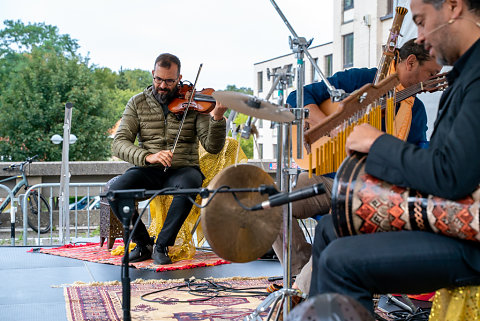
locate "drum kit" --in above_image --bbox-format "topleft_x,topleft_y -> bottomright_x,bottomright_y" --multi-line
203,90 -> 298,261
197,1 -> 349,320
200,20 -> 337,321
202,88 -> 305,321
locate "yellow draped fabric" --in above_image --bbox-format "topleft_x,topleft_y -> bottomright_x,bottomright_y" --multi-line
146,137 -> 248,262
429,286 -> 480,321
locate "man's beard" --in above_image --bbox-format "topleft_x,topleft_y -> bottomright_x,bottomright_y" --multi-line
153,86 -> 179,104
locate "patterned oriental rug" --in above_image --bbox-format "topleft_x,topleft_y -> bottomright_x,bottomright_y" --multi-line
35,241 -> 230,272
64,277 -> 271,321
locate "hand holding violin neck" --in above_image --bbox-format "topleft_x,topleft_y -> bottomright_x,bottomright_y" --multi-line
211,101 -> 227,121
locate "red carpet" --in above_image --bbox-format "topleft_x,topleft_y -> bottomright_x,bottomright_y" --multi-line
34,241 -> 230,272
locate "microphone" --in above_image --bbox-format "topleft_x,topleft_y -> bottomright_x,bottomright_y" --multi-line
241,116 -> 254,139
251,183 -> 325,211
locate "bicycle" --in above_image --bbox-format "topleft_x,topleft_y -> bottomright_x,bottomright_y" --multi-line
0,155 -> 51,233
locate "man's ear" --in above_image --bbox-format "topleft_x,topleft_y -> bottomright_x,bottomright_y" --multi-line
405,54 -> 418,71
446,0 -> 462,20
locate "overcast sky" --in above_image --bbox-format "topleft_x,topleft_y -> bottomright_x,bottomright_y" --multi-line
0,0 -> 334,90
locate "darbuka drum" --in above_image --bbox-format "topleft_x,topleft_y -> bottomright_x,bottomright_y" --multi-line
332,153 -> 480,241
201,164 -> 282,263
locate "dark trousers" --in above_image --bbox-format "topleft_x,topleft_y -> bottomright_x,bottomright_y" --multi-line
309,214 -> 480,313
108,166 -> 203,248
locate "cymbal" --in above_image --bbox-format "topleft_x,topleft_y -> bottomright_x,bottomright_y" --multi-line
212,91 -> 294,123
201,164 -> 282,263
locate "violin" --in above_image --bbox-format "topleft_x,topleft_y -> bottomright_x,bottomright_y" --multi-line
168,83 -> 216,114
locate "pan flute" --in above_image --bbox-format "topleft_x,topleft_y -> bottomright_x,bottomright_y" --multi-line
303,73 -> 400,176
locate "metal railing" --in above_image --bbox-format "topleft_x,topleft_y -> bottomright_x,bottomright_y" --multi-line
0,184 -> 16,246
21,183 -> 106,246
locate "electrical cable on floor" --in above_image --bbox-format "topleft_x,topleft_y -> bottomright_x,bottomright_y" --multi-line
382,308 -> 431,321
140,278 -> 270,304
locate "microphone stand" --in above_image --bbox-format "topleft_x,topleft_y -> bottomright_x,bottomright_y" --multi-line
105,185 -> 283,320
106,189 -> 146,321
245,50 -> 303,321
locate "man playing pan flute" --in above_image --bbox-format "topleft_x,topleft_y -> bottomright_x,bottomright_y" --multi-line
309,0 -> 480,315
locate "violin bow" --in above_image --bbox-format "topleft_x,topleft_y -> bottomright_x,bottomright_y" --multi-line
164,63 -> 203,172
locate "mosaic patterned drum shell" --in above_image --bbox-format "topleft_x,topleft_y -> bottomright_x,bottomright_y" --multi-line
331,153 -> 480,242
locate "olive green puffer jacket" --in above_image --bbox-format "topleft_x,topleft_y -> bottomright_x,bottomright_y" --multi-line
112,86 -> 226,169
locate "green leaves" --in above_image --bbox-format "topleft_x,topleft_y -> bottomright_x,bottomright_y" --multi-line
0,20 -> 79,57
0,20 -> 113,161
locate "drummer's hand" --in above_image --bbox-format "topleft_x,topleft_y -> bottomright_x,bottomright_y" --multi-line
146,150 -> 173,167
345,124 -> 384,156
211,101 -> 227,121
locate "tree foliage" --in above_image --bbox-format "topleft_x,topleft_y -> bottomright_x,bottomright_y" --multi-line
0,20 -> 120,161
0,20 -> 79,57
0,19 -> 256,161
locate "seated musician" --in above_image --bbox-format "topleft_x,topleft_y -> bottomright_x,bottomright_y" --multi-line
108,53 -> 227,265
309,0 -> 480,315
272,38 -> 441,293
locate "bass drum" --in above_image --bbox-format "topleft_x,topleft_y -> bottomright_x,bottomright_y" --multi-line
331,153 -> 480,242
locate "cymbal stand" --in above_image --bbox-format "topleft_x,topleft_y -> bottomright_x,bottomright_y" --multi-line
245,66 -> 304,321
239,67 -> 292,176
248,2 -> 348,320
226,110 -> 238,137
265,66 -> 294,191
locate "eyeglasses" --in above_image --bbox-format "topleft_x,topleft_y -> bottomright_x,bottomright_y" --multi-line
153,76 -> 177,85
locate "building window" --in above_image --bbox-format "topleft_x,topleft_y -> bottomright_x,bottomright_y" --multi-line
257,71 -> 263,93
387,0 -> 393,16
258,119 -> 263,128
258,143 -> 263,159
343,33 -> 354,68
273,144 -> 278,158
324,54 -> 333,77
344,0 -> 354,11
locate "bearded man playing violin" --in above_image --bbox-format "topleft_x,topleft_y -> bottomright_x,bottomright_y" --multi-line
108,53 -> 227,265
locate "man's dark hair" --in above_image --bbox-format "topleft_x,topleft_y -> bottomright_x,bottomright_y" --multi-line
423,0 -> 480,14
398,38 -> 431,64
154,53 -> 181,75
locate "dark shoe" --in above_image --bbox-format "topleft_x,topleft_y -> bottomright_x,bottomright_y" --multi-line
152,245 -> 172,265
128,243 -> 153,263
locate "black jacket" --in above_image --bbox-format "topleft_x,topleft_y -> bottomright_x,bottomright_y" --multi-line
365,39 -> 480,200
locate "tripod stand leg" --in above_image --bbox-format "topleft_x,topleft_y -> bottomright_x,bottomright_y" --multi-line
245,288 -> 306,321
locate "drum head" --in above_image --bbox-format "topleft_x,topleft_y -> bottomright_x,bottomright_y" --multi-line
286,293 -> 374,321
201,164 -> 282,263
